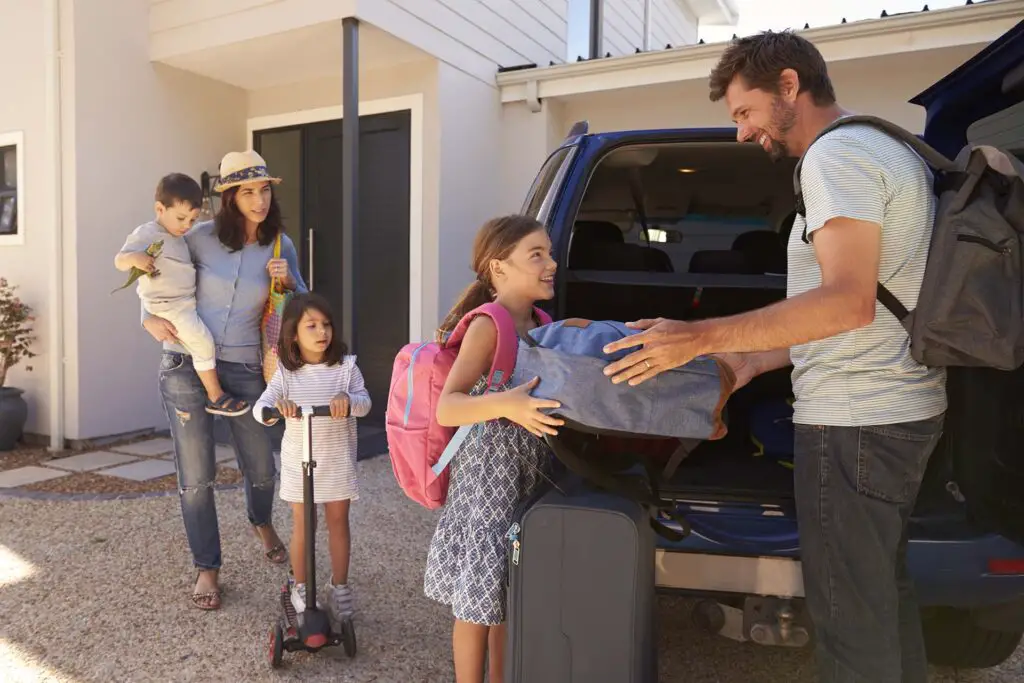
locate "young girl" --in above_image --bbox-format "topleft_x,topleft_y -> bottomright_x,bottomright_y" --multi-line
423,215 -> 565,683
254,292 -> 371,621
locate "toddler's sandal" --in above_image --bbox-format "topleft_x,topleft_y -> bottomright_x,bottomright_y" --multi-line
206,394 -> 250,417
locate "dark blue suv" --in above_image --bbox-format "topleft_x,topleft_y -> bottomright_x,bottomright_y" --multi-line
520,20 -> 1024,670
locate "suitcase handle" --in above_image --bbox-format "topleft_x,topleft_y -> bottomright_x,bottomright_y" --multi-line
261,405 -> 334,421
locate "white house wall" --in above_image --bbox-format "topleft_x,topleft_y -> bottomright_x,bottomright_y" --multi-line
151,0 -> 566,86
500,100 -> 569,214
650,0 -> 698,49
383,0 -> 567,68
597,0 -> 698,59
73,0 -> 247,440
435,62 -> 504,323
0,0 -> 54,436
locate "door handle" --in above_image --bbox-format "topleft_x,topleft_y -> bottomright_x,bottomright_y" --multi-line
308,228 -> 315,290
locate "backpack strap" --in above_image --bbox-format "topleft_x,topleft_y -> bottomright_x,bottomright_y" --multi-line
432,423 -> 477,477
446,303 -> 553,389
790,114 -> 951,324
430,305 -> 554,479
793,114 -> 957,219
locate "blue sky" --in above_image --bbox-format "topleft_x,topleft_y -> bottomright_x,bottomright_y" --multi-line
699,0 -> 970,42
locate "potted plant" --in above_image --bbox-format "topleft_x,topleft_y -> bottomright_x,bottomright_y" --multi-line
0,278 -> 35,451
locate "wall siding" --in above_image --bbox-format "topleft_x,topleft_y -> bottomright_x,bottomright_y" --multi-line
588,0 -> 699,57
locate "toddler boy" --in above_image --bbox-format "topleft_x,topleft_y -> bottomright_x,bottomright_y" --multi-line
115,173 -> 249,416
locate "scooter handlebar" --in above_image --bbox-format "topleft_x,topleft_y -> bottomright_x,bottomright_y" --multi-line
261,405 -> 333,421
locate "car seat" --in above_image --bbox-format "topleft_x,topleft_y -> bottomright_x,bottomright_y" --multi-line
567,220 -> 685,322
732,230 -> 787,275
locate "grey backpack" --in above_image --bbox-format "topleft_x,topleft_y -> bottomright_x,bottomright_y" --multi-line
794,115 -> 1024,370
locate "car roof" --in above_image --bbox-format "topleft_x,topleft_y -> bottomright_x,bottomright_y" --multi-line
911,18 -> 1024,157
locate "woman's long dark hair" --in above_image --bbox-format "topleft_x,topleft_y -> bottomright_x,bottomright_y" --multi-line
214,184 -> 284,251
278,293 -> 348,371
435,214 -> 546,342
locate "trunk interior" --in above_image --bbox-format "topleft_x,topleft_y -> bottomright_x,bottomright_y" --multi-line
563,139 -> 1024,518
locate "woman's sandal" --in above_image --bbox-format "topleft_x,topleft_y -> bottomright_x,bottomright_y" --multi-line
254,525 -> 288,564
190,572 -> 222,611
206,394 -> 250,417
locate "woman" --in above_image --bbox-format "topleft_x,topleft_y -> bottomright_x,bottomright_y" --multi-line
144,151 -> 308,610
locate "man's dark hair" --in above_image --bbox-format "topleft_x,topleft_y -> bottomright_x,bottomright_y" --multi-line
155,173 -> 203,210
709,30 -> 836,106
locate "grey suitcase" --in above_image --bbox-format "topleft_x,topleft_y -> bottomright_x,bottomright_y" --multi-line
505,479 -> 657,683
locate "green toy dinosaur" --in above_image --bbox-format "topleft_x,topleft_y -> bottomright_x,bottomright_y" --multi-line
111,239 -> 163,294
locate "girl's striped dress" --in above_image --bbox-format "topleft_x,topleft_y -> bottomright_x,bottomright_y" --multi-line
253,355 -> 371,503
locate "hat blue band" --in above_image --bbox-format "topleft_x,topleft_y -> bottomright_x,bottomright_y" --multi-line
219,165 -> 272,187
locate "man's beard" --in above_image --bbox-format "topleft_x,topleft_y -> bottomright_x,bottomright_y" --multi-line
763,97 -> 797,161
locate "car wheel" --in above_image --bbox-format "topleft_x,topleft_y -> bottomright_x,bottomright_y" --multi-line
923,607 -> 1022,669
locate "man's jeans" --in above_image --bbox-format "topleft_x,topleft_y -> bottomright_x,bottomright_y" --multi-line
794,414 -> 945,683
159,352 -> 277,570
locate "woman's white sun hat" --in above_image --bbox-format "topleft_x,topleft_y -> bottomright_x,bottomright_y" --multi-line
214,150 -> 282,192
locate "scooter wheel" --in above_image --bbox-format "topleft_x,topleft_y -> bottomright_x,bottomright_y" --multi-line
268,623 -> 284,669
341,618 -> 357,658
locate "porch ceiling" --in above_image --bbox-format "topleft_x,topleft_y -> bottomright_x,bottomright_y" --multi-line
158,21 -> 429,91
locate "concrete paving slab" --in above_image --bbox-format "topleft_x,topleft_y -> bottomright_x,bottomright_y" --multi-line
0,466 -> 71,488
111,438 -> 175,457
47,451 -> 138,472
96,459 -> 177,482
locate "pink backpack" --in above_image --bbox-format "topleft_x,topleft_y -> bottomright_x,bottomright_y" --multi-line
385,302 -> 553,509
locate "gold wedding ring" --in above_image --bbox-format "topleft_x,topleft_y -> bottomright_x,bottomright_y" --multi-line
644,360 -> 652,370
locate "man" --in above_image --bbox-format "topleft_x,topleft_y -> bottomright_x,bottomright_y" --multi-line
603,31 -> 946,683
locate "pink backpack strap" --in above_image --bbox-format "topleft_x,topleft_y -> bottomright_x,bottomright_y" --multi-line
444,303 -> 553,389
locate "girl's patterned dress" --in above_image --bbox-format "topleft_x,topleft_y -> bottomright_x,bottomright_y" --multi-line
423,376 -> 553,625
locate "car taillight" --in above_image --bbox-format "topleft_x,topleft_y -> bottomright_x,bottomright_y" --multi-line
987,559 -> 1024,575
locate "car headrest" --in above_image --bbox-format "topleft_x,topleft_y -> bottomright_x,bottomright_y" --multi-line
573,220 -> 624,244
688,250 -> 755,274
732,230 -> 787,274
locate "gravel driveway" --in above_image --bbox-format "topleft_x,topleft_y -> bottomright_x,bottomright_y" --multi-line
0,454 -> 1020,682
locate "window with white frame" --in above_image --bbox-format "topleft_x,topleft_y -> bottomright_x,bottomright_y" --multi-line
0,131 -> 23,245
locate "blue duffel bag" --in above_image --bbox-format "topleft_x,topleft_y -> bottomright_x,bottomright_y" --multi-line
514,318 -> 734,441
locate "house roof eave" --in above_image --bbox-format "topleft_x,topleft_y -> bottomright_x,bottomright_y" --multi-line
498,0 -> 1024,104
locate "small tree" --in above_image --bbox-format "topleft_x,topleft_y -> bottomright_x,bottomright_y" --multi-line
0,278 -> 36,389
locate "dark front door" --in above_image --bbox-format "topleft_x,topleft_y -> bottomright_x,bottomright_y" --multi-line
303,111 -> 411,427
255,110 -> 412,429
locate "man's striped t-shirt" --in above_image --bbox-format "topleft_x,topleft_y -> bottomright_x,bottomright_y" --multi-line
786,120 -> 947,426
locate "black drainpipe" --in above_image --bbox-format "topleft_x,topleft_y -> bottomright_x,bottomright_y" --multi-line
341,16 -> 359,353
589,0 -> 604,60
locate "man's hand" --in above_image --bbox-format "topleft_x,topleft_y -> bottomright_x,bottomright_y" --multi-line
602,318 -> 708,386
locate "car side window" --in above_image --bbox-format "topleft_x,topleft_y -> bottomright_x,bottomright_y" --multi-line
522,146 -> 575,226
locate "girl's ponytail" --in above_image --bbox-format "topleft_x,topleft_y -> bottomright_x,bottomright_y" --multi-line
436,278 -> 493,342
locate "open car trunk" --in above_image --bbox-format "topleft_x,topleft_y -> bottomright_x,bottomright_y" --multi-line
560,139 -> 1024,521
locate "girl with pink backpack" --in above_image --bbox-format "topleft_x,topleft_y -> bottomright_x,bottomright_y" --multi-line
421,215 -> 563,683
